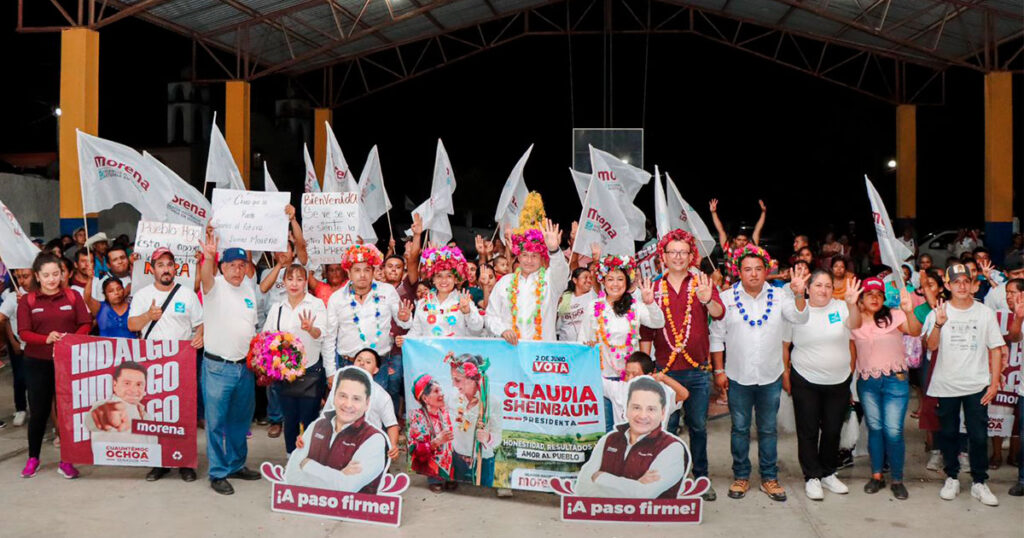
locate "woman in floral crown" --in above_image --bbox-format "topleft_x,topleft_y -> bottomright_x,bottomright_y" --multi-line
404,245 -> 483,339
443,353 -> 502,489
578,254 -> 664,430
407,374 -> 457,493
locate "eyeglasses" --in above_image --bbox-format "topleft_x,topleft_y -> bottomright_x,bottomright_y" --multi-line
663,250 -> 691,258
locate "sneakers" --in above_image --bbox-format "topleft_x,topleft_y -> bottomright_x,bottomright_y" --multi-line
970,482 -> 999,506
0,419 -> 6,429
891,482 -> 909,500
926,450 -> 943,472
864,477 -> 886,494
21,457 -> 39,478
267,423 -> 283,438
939,477 -> 960,500
958,452 -> 969,473
728,479 -> 750,499
836,449 -> 854,470
760,479 -> 787,502
805,479 -> 824,501
1008,482 -> 1024,497
12,411 -> 26,426
57,461 -> 80,479
701,485 -> 717,502
821,474 -> 849,494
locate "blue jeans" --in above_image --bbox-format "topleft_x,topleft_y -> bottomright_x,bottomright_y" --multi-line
373,350 -> 404,418
728,376 -> 782,481
266,383 -> 284,424
454,453 -> 495,487
666,369 -> 711,478
857,373 -> 909,481
202,356 -> 255,480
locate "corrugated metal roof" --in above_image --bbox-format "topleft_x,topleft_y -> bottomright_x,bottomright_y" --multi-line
109,0 -> 1023,76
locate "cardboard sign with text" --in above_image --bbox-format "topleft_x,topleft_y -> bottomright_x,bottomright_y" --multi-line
53,335 -> 197,468
131,220 -> 203,291
302,192 -> 361,265
210,188 -> 290,251
989,310 -> 1021,437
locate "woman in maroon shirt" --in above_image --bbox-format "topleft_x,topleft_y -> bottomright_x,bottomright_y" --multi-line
17,253 -> 92,479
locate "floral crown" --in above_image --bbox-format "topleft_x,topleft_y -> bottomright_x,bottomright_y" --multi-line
444,351 -> 489,379
413,373 -> 434,401
725,243 -> 777,278
420,245 -> 469,282
509,228 -> 548,261
657,229 -> 700,268
341,243 -> 384,270
597,255 -> 637,282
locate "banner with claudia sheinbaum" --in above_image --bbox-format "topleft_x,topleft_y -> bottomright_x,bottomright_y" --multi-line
402,337 -> 605,492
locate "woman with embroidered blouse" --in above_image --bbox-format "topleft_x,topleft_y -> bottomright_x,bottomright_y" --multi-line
408,374 -> 456,493
405,246 -> 483,339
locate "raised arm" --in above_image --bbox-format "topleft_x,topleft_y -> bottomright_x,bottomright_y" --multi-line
200,230 -> 218,294
287,204 -> 308,266
752,199 -> 766,246
406,213 -> 423,285
709,198 -> 728,248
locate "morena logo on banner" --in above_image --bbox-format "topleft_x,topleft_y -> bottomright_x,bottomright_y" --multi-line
585,208 -> 618,239
93,156 -> 151,191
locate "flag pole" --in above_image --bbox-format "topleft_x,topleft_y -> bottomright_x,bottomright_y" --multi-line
385,208 -> 394,241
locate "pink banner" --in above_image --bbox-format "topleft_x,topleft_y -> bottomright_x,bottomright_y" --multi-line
560,497 -> 702,523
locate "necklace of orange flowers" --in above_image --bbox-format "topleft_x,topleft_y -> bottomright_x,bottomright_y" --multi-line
508,267 -> 546,341
659,276 -> 706,373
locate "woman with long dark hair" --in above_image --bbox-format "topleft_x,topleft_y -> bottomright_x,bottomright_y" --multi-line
557,267 -> 596,342
850,277 -> 922,500
17,253 -> 93,479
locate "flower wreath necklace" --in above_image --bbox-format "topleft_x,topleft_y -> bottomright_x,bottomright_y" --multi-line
350,282 -> 383,348
424,290 -> 460,337
508,267 -> 547,340
659,276 -> 705,373
594,293 -> 637,375
733,282 -> 773,327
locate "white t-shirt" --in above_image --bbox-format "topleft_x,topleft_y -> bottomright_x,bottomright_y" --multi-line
129,284 -> 203,341
203,275 -> 258,361
784,300 -> 853,385
925,301 -> 1005,398
602,378 -> 681,431
0,288 -> 23,346
556,290 -> 597,342
366,381 -> 398,431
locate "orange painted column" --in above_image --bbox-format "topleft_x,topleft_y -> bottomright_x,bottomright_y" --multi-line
59,28 -> 100,235
984,72 -> 1014,262
225,81 -> 251,188
314,107 -> 333,188
895,104 -> 917,223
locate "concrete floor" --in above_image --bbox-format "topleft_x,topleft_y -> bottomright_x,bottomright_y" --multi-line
0,367 -> 1021,538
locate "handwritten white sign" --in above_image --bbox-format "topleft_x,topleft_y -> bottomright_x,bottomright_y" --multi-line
302,192 -> 361,265
210,188 -> 290,251
131,220 -> 204,290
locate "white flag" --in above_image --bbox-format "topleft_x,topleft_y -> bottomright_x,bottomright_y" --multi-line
573,176 -> 634,257
77,130 -> 174,219
865,175 -> 913,288
0,200 -> 41,269
587,147 -> 651,241
142,151 -> 212,227
302,144 -> 321,193
665,172 -> 716,259
323,122 -> 357,193
263,161 -> 279,192
569,168 -> 590,203
357,145 -> 390,223
204,113 -> 246,191
411,185 -> 454,245
431,139 -> 456,214
495,145 -> 532,233
653,166 -> 670,239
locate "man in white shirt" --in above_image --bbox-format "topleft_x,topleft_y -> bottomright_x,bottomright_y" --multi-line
486,219 -> 568,344
0,268 -> 36,426
925,263 -> 1006,507
574,376 -> 687,499
982,255 -> 1024,311
200,234 -> 260,496
710,249 -> 809,502
128,248 -> 204,483
322,244 -> 411,380
351,348 -> 400,460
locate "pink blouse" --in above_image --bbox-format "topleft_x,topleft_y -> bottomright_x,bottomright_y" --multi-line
851,309 -> 908,380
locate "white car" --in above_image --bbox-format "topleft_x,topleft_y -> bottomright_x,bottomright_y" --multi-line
918,230 -> 985,266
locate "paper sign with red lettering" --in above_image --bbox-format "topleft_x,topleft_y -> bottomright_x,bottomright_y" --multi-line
551,375 -> 708,524
262,367 -> 408,526
53,334 -> 197,468
989,310 -> 1021,436
131,220 -> 203,291
301,191 -> 362,265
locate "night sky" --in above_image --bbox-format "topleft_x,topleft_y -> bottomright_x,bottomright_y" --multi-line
2,3 -> 1020,254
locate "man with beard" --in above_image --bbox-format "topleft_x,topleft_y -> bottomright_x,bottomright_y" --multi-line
128,248 -> 204,483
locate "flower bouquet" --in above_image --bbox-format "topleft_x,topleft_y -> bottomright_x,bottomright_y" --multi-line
245,331 -> 306,386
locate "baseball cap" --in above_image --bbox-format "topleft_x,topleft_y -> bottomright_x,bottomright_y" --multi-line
221,248 -> 246,264
150,248 -> 174,264
945,263 -> 971,283
862,277 -> 885,294
1005,255 -> 1024,272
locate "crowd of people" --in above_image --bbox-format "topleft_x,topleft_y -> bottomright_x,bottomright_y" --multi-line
1,196 -> 1021,510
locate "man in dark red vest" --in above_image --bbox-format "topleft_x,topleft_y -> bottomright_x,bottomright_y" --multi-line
575,377 -> 688,498
284,367 -> 388,493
